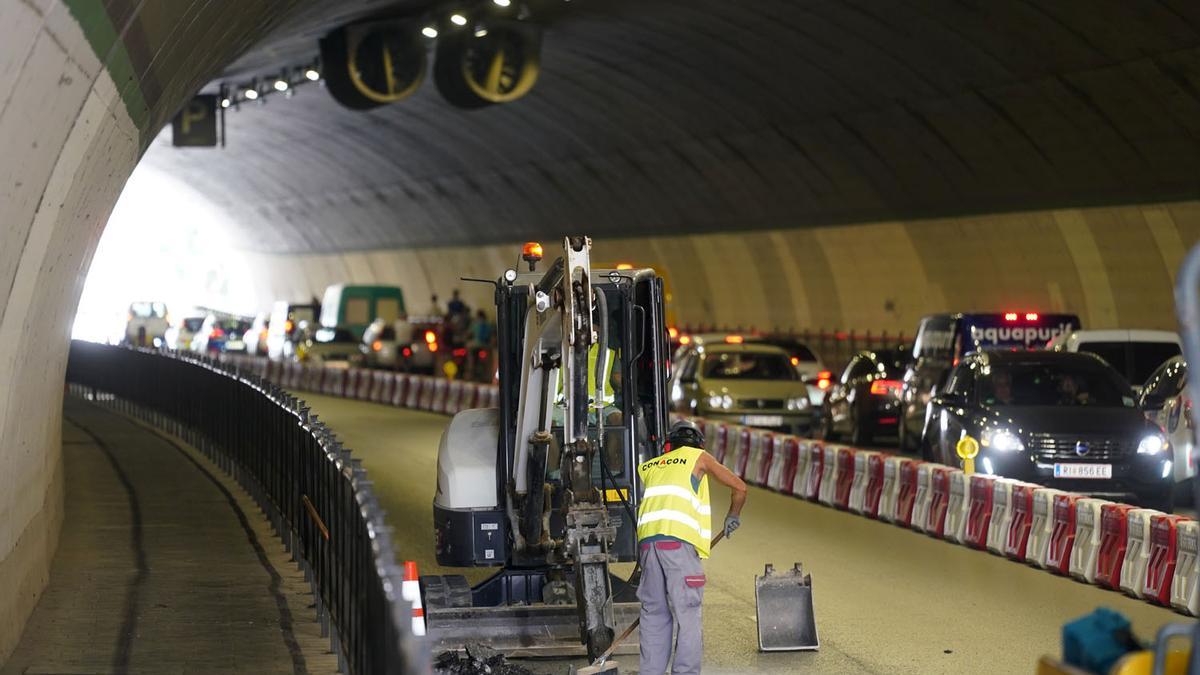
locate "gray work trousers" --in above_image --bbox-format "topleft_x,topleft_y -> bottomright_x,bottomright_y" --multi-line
637,539 -> 706,675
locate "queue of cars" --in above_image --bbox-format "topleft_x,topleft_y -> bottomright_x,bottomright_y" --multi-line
672,311 -> 1189,512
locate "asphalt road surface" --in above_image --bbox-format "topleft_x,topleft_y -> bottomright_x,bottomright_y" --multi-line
302,393 -> 1183,674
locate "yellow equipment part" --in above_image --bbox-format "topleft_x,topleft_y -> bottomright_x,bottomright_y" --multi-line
1036,649 -> 1191,675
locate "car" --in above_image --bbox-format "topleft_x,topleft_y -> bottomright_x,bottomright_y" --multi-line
921,350 -> 1173,512
1139,356 -> 1195,492
669,342 -> 813,434
298,326 -> 362,365
1048,329 -> 1181,394
190,315 -> 253,353
267,301 -> 319,361
360,317 -> 420,370
817,346 -> 911,446
745,336 -> 831,406
124,301 -> 169,347
246,313 -> 271,356
165,316 -> 204,351
898,311 -> 1081,451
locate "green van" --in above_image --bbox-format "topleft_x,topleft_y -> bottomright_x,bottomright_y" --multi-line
319,284 -> 405,339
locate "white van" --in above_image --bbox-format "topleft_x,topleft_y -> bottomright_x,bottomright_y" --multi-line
1048,330 -> 1181,393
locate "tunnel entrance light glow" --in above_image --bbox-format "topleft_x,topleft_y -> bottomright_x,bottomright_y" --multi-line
450,14 -> 468,26
305,69 -> 320,81
422,26 -> 439,38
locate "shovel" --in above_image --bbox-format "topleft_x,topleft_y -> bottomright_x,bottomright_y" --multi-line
575,531 -> 726,675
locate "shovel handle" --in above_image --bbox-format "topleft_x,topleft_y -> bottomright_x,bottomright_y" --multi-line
591,532 -> 725,666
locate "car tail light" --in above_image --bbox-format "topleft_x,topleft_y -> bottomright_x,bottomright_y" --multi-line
1004,312 -> 1018,321
424,330 -> 437,344
477,350 -> 487,359
791,356 -> 800,366
453,348 -> 467,357
870,379 -> 902,396
402,347 -> 412,357
372,340 -> 382,352
725,335 -> 744,344
817,370 -> 832,390
1025,312 -> 1039,321
679,335 -> 691,345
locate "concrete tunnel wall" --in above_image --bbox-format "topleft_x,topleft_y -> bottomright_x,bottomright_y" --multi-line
0,0 -> 297,661
246,200 -> 1200,337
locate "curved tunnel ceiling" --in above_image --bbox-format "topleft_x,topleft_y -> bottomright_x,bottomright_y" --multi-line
142,0 -> 1200,254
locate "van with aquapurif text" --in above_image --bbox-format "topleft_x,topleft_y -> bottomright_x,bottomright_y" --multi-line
896,311 -> 1081,452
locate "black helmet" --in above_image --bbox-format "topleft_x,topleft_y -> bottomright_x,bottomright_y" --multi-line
668,419 -> 705,449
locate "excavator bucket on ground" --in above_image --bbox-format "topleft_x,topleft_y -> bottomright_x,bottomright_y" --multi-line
755,562 -> 819,651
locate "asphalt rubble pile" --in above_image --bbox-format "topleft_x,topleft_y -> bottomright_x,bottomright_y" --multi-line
433,644 -> 535,675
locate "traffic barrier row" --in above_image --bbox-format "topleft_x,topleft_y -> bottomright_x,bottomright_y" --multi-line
222,353 -> 1200,618
675,413 -> 1200,618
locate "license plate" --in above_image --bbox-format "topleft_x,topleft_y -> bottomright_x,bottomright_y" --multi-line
743,415 -> 783,427
1053,463 -> 1112,479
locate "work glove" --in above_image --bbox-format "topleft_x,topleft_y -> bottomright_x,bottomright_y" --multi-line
723,514 -> 741,539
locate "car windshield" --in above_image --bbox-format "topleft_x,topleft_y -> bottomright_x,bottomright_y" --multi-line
130,302 -> 166,318
979,361 -> 1132,408
1078,341 -> 1181,384
702,351 -> 799,380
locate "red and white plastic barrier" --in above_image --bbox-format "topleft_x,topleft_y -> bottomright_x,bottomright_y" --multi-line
863,453 -> 887,518
1171,521 -> 1199,616
848,451 -> 877,514
1026,488 -> 1066,568
912,463 -> 943,534
804,443 -> 825,501
1119,509 -> 1160,598
1145,514 -> 1187,605
964,474 -> 995,550
834,448 -> 856,510
894,459 -> 922,528
817,445 -> 839,507
943,469 -> 970,543
1068,498 -> 1108,584
1096,503 -> 1137,590
878,456 -> 905,523
1045,493 -> 1080,575
1004,483 -> 1036,560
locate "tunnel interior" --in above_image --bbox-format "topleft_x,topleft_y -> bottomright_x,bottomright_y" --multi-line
3,0 -> 1200,667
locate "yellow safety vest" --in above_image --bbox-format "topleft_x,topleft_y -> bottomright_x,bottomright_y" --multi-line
636,446 -> 712,558
556,343 -> 615,408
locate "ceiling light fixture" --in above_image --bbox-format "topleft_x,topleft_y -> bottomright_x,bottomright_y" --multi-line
422,25 -> 438,38
244,88 -> 259,100
450,13 -> 467,26
493,0 -> 511,6
220,98 -> 231,108
305,68 -> 320,81
274,79 -> 289,92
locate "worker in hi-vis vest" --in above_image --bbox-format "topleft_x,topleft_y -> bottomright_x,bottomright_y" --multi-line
635,419 -> 747,675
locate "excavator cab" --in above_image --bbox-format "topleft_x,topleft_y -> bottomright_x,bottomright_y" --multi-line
429,237 -> 671,658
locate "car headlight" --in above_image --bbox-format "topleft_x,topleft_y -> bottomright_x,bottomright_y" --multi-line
707,394 -> 733,410
1138,433 -> 1168,455
982,429 -> 1024,452
786,396 -> 809,411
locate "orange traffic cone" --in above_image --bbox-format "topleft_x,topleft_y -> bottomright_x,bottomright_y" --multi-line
402,561 -> 426,637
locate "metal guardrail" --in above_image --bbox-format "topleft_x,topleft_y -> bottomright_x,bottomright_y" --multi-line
64,341 -> 428,675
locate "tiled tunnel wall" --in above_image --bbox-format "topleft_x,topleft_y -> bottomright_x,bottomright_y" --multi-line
247,201 -> 1200,337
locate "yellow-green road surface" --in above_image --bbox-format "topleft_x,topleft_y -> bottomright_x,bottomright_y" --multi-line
303,394 -> 1183,674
